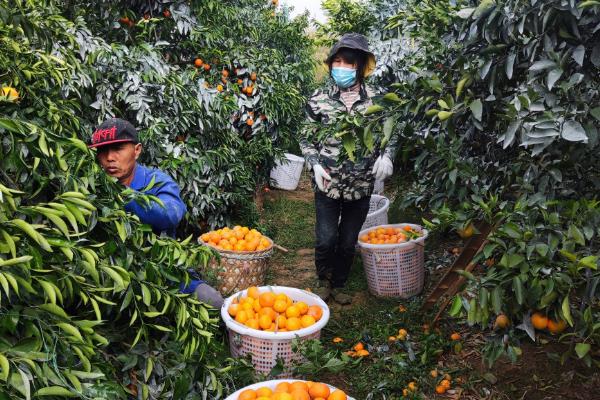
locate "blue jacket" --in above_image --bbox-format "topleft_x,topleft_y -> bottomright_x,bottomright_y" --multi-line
124,163 -> 186,237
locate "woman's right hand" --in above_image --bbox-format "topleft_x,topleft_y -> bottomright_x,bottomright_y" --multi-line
312,164 -> 332,192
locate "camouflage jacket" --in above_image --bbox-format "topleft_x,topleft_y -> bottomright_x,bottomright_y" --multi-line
299,83 -> 399,201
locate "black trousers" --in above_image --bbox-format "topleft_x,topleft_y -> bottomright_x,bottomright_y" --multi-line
314,192 -> 370,288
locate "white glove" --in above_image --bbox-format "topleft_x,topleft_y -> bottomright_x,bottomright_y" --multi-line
312,164 -> 331,192
372,155 -> 393,181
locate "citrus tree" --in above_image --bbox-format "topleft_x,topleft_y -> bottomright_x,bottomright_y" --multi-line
0,0 -> 313,397
321,0 -> 600,366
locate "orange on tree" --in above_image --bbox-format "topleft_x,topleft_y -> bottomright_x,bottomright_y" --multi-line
457,223 -> 474,239
547,319 -> 567,334
222,69 -> 230,77
250,71 -> 257,81
1,86 -> 19,101
203,63 -> 211,71
430,369 -> 438,378
162,8 -> 170,17
494,314 -> 510,329
440,379 -> 451,389
246,118 -> 254,126
435,385 -> 446,394
407,382 -> 417,391
216,84 -> 224,92
531,312 -> 548,330
194,57 -> 204,67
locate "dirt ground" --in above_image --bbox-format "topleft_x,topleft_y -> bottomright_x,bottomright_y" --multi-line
260,175 -> 600,400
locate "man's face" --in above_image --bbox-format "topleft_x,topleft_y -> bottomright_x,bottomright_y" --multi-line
96,142 -> 141,184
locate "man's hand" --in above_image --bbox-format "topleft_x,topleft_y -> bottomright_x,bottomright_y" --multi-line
312,164 -> 332,191
372,155 -> 393,181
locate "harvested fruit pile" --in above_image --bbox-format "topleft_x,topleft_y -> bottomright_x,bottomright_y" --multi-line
236,380 -> 348,400
227,287 -> 324,332
359,225 -> 423,245
200,226 -> 272,252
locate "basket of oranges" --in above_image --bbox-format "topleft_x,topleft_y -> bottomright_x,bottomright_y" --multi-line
225,379 -> 355,400
222,286 -> 330,378
357,224 -> 428,298
199,226 -> 274,295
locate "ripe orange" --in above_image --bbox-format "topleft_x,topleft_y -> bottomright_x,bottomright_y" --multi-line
494,314 -> 510,329
289,381 -> 309,393
289,390 -> 310,400
217,84 -> 224,92
260,307 -> 276,320
355,349 -> 369,357
194,58 -> 203,67
332,337 -> 343,343
203,63 -> 211,71
440,379 -> 451,389
228,303 -> 240,317
245,319 -> 259,329
328,390 -> 347,400
273,299 -> 287,313
450,332 -> 461,341
259,315 -> 272,330
222,69 -> 230,77
307,305 -> 323,321
247,286 -> 260,299
435,385 -> 446,394
250,72 -> 257,81
407,382 -> 417,391
353,342 -> 364,351
547,319 -> 567,334
235,310 -> 248,324
247,118 -> 254,126
237,78 -> 243,85
163,9 -> 170,17
296,301 -> 309,315
255,387 -> 272,398
286,305 -> 300,318
276,315 -> 287,328
259,292 -> 276,308
301,315 -> 316,328
286,317 -> 301,331
273,393 -> 293,400
309,383 -> 330,399
531,312 -> 548,330
238,389 -> 257,400
274,382 -> 290,393
430,369 -> 438,378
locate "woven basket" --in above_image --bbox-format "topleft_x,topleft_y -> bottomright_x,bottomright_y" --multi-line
373,179 -> 385,194
360,195 -> 390,232
221,286 -> 330,378
269,153 -> 305,191
225,379 -> 356,400
358,223 -> 428,298
199,237 -> 274,296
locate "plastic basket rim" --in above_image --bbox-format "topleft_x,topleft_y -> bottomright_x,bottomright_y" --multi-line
366,194 -> 390,219
224,379 -> 356,400
358,223 -> 428,250
198,236 -> 274,257
221,285 -> 330,340
280,153 -> 305,163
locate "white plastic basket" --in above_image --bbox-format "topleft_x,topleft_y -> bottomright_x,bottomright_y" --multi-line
221,286 -> 330,378
225,379 -> 356,400
361,195 -> 390,232
358,223 -> 428,298
270,153 -> 305,191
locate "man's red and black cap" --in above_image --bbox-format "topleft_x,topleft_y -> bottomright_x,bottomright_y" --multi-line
88,118 -> 139,148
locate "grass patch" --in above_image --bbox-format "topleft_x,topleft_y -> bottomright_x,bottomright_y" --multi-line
262,196 -> 316,250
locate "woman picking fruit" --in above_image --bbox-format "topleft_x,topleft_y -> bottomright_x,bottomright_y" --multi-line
299,33 -> 399,304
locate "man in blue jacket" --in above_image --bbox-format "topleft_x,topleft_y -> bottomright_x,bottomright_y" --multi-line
89,118 -> 223,307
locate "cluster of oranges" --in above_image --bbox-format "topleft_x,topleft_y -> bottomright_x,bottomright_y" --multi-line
342,341 -> 369,358
530,312 -> 567,334
200,226 -> 271,252
359,225 -> 422,245
400,381 -> 418,397
429,370 -> 456,395
228,287 -> 324,332
237,381 -> 347,400
387,328 -> 408,343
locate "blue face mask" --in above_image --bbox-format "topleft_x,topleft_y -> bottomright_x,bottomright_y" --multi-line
331,67 -> 357,89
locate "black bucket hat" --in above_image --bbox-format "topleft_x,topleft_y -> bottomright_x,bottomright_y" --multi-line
325,33 -> 376,77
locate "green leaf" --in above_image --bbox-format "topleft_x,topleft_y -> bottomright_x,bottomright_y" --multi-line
342,134 -> 356,162
513,276 -> 524,305
0,354 -> 9,381
39,304 -> 69,320
562,296 -> 574,326
469,99 -> 483,121
363,105 -> 384,115
568,224 -> 586,246
575,343 -> 591,358
381,116 -> 396,149
34,386 -> 77,397
449,295 -> 463,316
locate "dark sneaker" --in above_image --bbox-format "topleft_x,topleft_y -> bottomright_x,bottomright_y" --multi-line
313,279 -> 331,301
331,289 -> 352,305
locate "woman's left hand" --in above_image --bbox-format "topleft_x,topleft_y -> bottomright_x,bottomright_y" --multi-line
372,155 -> 393,180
